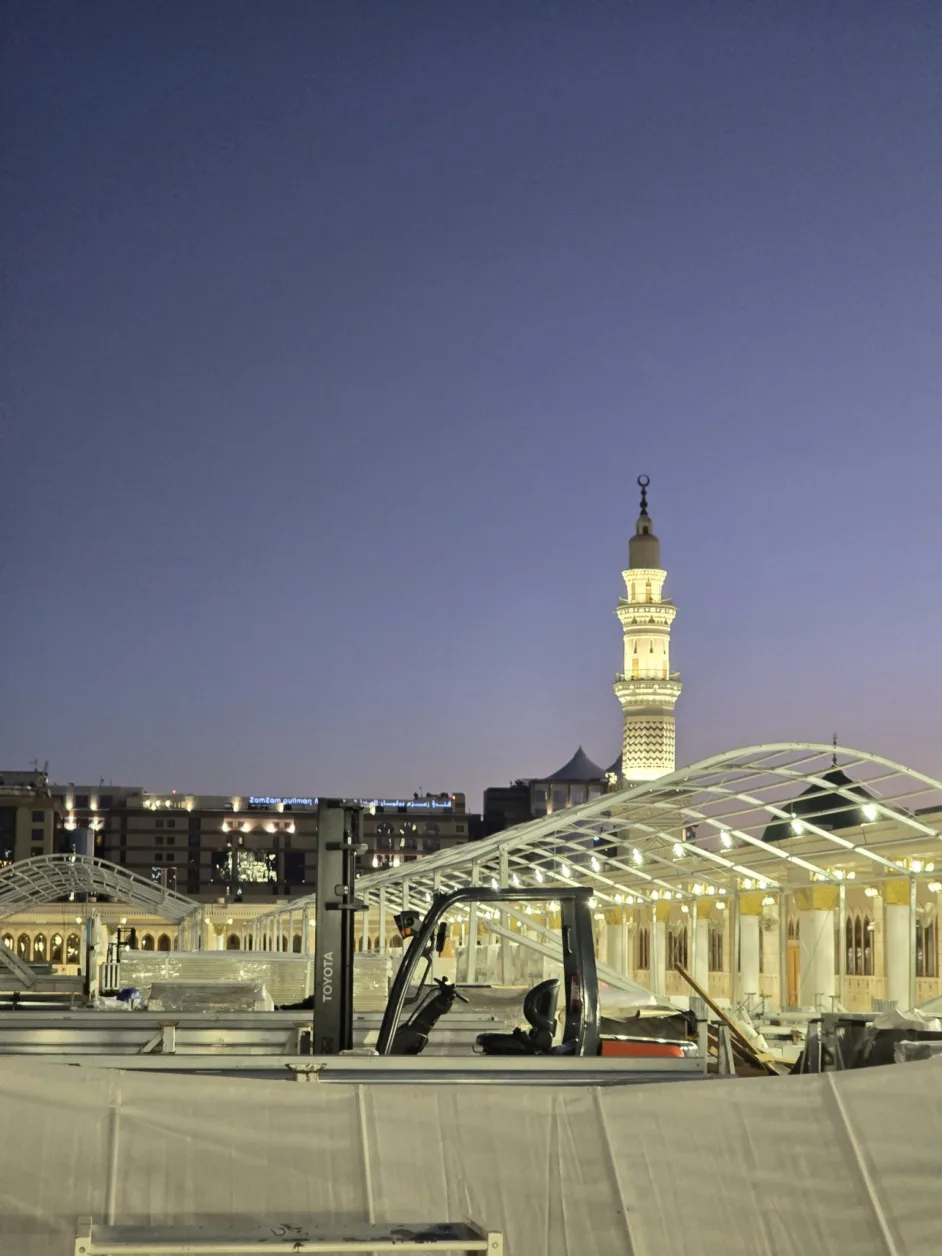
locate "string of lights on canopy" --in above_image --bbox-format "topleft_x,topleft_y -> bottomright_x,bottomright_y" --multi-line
333,743 -> 942,915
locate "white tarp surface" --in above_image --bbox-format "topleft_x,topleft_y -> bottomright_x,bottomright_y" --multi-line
1,1057 -> 941,1254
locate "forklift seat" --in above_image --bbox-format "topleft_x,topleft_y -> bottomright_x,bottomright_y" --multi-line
475,978 -> 560,1056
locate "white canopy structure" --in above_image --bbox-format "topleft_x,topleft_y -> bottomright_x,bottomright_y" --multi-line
0,854 -> 201,926
265,742 -> 942,914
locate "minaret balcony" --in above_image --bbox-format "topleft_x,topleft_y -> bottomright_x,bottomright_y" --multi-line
613,675 -> 683,704
615,671 -> 681,684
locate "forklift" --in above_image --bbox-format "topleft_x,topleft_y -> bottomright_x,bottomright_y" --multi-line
310,800 -> 701,1075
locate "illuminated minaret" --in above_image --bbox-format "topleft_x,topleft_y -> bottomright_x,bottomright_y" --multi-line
613,476 -> 682,782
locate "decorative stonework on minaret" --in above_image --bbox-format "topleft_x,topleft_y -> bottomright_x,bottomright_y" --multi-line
613,476 -> 682,782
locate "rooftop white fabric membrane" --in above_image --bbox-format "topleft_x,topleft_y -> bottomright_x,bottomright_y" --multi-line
0,854 -> 200,923
0,1057 -> 941,1254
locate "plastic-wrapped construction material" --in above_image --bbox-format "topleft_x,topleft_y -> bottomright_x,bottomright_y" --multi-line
352,952 -> 390,1010
894,1039 -> 942,1064
117,952 -> 392,1011
119,952 -> 313,1006
1,1057 -> 941,1255
871,1007 -> 942,1032
147,981 -> 274,1013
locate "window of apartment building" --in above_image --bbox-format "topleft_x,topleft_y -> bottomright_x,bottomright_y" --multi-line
166,819 -> 176,828
155,835 -> 164,846
166,835 -> 175,845
31,828 -> 44,844
456,824 -> 465,833
423,838 -> 440,852
100,795 -> 113,809
74,794 -> 88,808
31,811 -> 44,823
155,819 -> 164,829
188,815 -> 201,831
188,832 -> 200,848
154,852 -> 163,861
284,851 -> 305,887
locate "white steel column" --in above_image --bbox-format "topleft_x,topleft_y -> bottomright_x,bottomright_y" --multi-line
466,865 -> 479,984
652,906 -> 666,996
499,852 -> 510,985
779,890 -> 790,1011
884,880 -> 912,1009
739,913 -> 760,1001
797,886 -> 837,1010
693,909 -> 709,992
838,882 -> 846,1007
377,889 -> 386,955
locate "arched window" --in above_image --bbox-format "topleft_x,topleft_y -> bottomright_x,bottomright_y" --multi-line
846,916 -> 856,976
635,926 -> 650,970
854,916 -> 863,976
1,933 -> 13,951
33,934 -> 46,960
644,580 -> 652,603
630,582 -> 636,602
708,925 -> 724,972
51,934 -> 64,964
917,920 -> 938,978
292,935 -> 302,953
141,934 -> 155,951
226,934 -> 240,950
157,933 -> 172,951
280,935 -> 289,953
863,916 -> 873,976
631,658 -> 639,678
66,933 -> 81,962
390,936 -> 403,950
666,926 -> 688,972
16,934 -> 31,961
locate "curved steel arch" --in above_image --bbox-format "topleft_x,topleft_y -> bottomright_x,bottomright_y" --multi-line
345,742 -> 942,910
0,855 -> 201,924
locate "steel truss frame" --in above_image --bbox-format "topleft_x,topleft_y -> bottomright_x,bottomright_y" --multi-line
0,854 -> 201,925
256,743 -> 942,924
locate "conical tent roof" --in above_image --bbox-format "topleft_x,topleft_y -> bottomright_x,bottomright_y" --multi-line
763,767 -> 877,842
543,746 -> 606,782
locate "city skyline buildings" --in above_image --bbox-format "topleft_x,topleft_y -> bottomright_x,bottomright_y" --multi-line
3,4 -> 941,808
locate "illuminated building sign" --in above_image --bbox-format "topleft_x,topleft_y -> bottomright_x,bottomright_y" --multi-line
248,796 -> 314,807
363,799 -> 452,810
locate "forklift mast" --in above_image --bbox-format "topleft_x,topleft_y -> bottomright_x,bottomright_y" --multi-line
312,800 -> 366,1054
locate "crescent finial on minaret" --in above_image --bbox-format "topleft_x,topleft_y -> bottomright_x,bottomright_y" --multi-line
637,474 -> 650,515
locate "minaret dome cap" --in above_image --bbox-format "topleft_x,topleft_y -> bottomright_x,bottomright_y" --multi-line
628,474 -> 661,569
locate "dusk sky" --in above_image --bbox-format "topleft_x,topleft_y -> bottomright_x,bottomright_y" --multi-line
3,3 -> 941,808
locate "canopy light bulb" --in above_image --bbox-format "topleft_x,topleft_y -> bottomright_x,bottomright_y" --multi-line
720,831 -> 732,849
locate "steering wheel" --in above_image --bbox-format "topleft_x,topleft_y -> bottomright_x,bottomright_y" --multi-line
435,976 -> 470,1003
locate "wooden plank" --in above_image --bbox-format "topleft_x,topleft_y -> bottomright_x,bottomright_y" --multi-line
675,963 -> 778,1075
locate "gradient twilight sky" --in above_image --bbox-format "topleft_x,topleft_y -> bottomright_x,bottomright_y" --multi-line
3,3 -> 941,808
